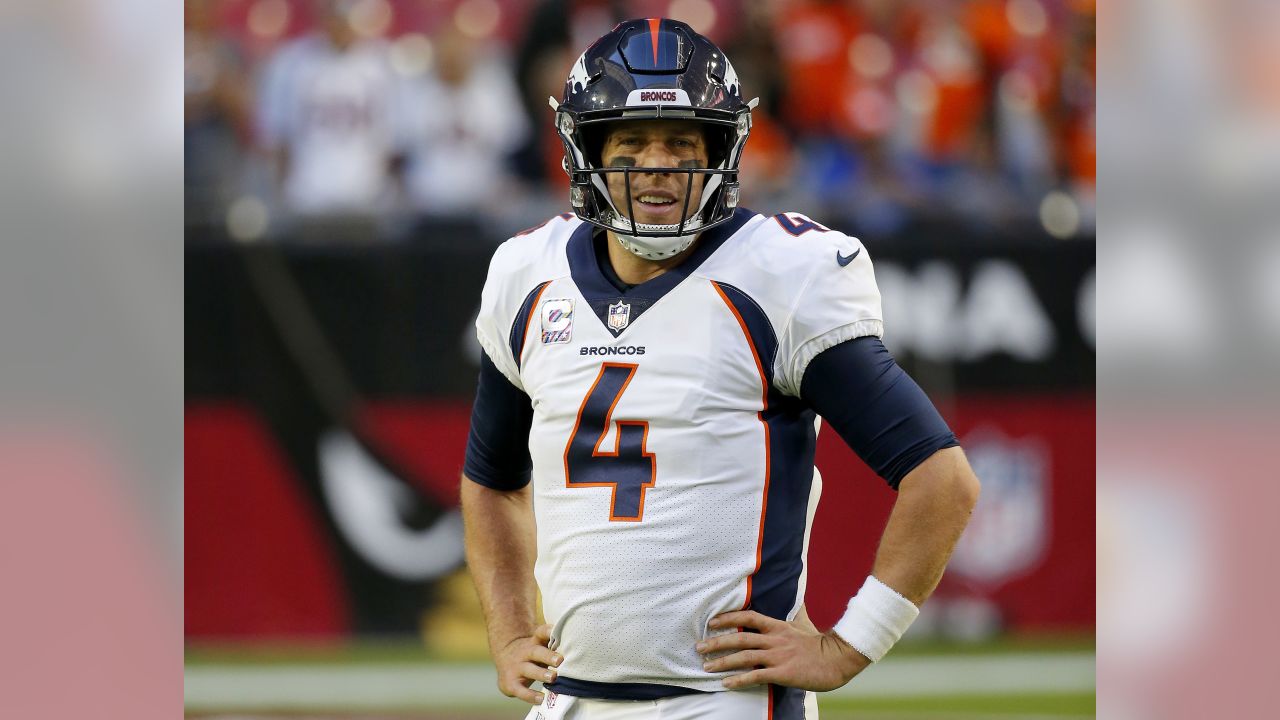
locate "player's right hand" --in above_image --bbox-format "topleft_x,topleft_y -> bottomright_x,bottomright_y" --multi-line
494,623 -> 563,704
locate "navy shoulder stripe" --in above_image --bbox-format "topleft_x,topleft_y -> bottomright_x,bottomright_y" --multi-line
508,281 -> 551,370
710,280 -> 778,387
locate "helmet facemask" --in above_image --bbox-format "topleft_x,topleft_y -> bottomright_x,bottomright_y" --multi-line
556,111 -> 750,260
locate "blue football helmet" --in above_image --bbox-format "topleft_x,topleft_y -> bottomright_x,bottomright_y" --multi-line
552,18 -> 755,259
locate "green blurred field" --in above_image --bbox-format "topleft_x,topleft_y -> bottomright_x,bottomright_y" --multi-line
186,636 -> 1095,719
819,692 -> 1095,718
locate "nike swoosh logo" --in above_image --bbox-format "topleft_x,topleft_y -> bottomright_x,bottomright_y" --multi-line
836,248 -> 861,267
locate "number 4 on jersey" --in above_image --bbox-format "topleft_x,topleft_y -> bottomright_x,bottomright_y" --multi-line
773,212 -> 829,236
563,363 -> 655,522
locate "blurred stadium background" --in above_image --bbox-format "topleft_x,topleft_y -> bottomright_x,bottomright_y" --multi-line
184,0 -> 1095,717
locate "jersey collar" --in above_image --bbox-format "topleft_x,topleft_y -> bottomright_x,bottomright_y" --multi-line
567,208 -> 755,336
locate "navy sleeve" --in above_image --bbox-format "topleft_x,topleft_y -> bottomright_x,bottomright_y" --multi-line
462,351 -> 534,490
799,337 -> 958,490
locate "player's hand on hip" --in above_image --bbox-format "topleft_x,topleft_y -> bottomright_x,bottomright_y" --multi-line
494,623 -> 563,704
698,610 -> 871,692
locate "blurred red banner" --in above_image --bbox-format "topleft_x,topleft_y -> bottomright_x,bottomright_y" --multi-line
186,394 -> 1093,639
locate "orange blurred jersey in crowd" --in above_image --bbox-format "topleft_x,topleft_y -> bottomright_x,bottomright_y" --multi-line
773,0 -> 863,132
1065,112 -> 1095,185
738,110 -> 793,187
926,74 -> 988,160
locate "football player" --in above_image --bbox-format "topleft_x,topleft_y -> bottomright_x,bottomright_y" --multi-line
461,18 -> 980,720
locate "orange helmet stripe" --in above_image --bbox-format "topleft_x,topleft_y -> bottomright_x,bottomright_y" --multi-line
647,18 -> 661,64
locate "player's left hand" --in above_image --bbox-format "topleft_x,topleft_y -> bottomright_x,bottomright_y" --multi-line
697,610 -> 871,692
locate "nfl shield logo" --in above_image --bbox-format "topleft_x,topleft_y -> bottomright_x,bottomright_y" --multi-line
948,429 -> 1049,587
607,301 -> 631,331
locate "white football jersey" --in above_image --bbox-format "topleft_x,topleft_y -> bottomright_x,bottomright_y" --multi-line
475,208 -> 882,693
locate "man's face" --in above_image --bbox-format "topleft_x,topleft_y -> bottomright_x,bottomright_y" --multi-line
600,120 -> 709,227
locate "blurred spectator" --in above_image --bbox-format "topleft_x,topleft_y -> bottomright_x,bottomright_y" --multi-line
833,0 -> 920,144
887,1 -> 1035,232
255,0 -> 406,221
912,6 -> 987,168
773,0 -> 863,135
399,24 -> 528,218
185,0 -> 251,224
972,0 -> 1059,196
512,0 -> 627,187
723,2 -> 793,210
1058,2 -> 1096,223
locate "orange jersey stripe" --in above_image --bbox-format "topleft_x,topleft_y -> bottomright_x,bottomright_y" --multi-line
711,281 -> 771,610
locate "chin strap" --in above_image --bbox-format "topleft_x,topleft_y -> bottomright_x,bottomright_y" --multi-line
611,229 -> 698,260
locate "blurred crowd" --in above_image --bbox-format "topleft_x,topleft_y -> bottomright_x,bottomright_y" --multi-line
185,0 -> 1095,243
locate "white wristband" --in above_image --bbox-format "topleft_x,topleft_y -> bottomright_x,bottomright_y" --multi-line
829,576 -> 919,662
